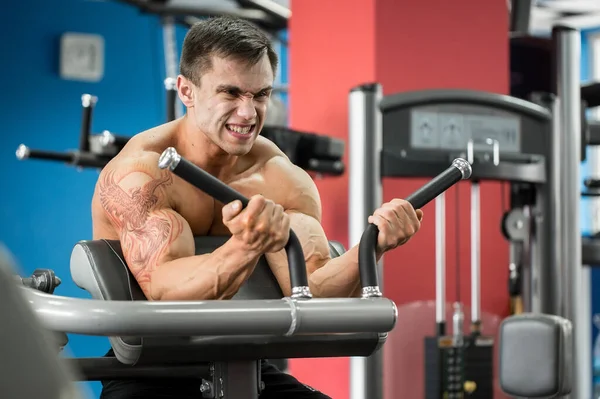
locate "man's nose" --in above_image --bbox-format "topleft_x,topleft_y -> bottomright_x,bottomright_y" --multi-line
237,97 -> 257,120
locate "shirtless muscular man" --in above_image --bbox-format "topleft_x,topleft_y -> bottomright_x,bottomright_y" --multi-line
92,16 -> 423,399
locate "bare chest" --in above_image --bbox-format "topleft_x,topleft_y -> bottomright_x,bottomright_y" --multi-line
175,173 -> 282,237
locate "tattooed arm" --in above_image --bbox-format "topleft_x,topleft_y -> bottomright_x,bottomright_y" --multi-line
96,152 -> 262,301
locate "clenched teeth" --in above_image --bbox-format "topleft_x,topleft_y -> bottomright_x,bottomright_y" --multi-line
227,124 -> 252,134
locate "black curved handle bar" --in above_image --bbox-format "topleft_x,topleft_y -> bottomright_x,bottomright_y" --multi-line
358,158 -> 472,298
158,147 -> 311,299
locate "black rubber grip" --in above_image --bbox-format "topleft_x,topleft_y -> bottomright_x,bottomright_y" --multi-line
24,148 -> 74,163
582,82 -> 600,108
110,134 -> 130,147
162,151 -> 310,295
17,147 -> 110,169
589,121 -> 600,146
358,161 -> 469,290
166,88 -> 177,122
305,159 -> 345,176
80,97 -> 95,152
405,164 -> 464,209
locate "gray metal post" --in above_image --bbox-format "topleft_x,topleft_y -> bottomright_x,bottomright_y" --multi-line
470,181 -> 482,329
162,17 -> 183,120
435,193 -> 447,335
348,83 -> 383,399
554,25 -> 589,399
548,95 -> 563,317
528,91 -> 562,317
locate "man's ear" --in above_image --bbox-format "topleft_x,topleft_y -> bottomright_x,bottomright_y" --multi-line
177,75 -> 195,107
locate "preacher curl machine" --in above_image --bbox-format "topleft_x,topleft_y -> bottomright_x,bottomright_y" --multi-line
3,146 -> 471,398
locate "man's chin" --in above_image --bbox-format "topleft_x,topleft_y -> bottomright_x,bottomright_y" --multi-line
222,141 -> 254,157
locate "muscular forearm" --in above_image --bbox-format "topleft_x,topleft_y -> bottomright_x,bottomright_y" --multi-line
309,246 -> 386,298
150,239 -> 261,301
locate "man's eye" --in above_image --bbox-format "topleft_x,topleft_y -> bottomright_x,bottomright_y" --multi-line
227,90 -> 238,96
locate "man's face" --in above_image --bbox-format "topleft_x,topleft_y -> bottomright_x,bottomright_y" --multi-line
184,54 -> 274,156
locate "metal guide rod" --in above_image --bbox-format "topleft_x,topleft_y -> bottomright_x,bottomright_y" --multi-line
521,205 -> 535,313
348,83 -> 383,399
470,181 -> 481,329
466,138 -> 495,331
548,95 -> 563,317
554,25 -> 588,399
435,193 -> 446,335
162,17 -> 183,120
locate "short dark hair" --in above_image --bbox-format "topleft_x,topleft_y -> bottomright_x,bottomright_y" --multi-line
180,16 -> 278,86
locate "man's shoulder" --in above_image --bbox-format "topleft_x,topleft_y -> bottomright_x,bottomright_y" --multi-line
252,138 -> 302,181
252,138 -> 322,218
252,135 -> 287,160
104,148 -> 165,179
96,147 -> 175,205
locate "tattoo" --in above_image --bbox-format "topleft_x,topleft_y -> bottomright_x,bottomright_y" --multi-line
98,170 -> 171,230
98,169 -> 182,287
122,210 -> 183,286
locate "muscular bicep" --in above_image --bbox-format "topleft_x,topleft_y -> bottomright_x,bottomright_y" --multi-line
119,208 -> 194,292
96,164 -> 195,297
265,211 -> 331,296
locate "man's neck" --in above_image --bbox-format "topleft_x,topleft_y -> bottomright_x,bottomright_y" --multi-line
174,114 -> 238,178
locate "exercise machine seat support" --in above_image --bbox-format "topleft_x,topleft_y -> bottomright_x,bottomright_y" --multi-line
70,236 -> 386,366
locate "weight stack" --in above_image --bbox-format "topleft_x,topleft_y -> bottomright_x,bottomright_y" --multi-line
424,335 -> 494,399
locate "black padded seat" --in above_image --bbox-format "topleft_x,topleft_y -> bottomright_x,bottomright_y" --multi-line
70,236 -> 386,368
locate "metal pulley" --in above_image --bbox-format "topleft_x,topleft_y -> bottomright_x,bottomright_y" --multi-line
501,208 -> 527,242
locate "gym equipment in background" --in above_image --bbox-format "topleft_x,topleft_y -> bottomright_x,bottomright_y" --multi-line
15,94 -> 346,177
265,95 -> 288,127
16,94 -> 115,169
347,24 -> 600,399
5,154 -> 469,399
112,0 -> 289,36
500,25 -> 600,399
349,83 -> 545,398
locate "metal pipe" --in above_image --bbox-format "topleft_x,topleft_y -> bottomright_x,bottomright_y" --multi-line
553,25 -> 587,399
23,289 -> 397,337
470,181 -> 481,331
435,193 -> 446,336
522,205 -> 538,313
548,94 -> 563,317
348,83 -> 383,399
162,17 -> 182,120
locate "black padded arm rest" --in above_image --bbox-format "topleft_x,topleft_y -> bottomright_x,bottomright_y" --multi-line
71,239 -> 146,302
70,236 -> 284,364
67,357 -> 211,381
135,332 -> 386,365
72,237 -> 348,304
70,236 -> 353,366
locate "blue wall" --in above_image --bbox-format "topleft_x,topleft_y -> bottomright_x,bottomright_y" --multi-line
0,1 -> 188,396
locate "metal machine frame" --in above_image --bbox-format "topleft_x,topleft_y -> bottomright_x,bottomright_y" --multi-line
348,25 -> 590,399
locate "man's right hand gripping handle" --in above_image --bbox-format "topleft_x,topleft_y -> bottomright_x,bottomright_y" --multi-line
222,195 -> 291,254
97,154 -> 274,301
